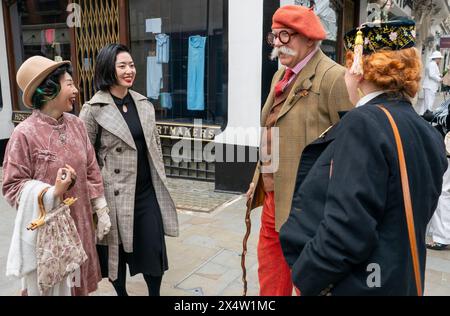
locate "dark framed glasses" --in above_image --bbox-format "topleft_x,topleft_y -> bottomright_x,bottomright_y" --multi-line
267,31 -> 298,46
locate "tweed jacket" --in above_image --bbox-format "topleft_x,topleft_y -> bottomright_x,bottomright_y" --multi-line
251,50 -> 354,232
79,90 -> 179,281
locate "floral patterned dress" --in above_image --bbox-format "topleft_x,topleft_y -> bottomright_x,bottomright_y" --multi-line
2,110 -> 105,295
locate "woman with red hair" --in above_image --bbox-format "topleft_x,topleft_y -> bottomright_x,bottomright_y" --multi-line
279,19 -> 448,295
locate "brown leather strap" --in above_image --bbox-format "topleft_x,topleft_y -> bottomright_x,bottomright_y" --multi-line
378,105 -> 422,296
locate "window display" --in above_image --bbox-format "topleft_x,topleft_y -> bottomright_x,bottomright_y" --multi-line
129,0 -> 227,126
316,0 -> 337,41
316,0 -> 338,61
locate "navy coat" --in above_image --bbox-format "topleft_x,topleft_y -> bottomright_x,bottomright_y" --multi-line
279,94 -> 448,295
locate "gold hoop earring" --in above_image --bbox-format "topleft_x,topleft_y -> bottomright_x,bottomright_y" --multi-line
357,88 -> 365,99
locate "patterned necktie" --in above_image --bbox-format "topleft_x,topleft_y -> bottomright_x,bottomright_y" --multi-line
274,68 -> 295,97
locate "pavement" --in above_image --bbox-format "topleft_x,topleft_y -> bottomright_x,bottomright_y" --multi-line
2,177 -> 450,296
166,178 -> 237,213
0,174 -> 262,296
413,91 -> 449,113
425,246 -> 450,295
90,196 -> 262,296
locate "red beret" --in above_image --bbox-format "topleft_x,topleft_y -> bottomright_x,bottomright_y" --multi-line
272,5 -> 326,41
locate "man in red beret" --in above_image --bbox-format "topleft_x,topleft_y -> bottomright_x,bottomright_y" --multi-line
246,5 -> 353,296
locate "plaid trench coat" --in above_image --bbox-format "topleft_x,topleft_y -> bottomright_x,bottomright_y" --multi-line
79,90 -> 179,281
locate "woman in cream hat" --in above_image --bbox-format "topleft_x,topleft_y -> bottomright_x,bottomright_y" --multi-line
2,56 -> 111,296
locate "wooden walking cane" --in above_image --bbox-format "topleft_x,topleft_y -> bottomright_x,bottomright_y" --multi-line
241,179 -> 264,296
241,197 -> 253,296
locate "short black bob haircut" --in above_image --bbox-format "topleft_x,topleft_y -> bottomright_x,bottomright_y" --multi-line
94,43 -> 131,91
31,63 -> 72,110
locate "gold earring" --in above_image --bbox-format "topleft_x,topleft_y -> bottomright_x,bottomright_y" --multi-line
357,88 -> 365,98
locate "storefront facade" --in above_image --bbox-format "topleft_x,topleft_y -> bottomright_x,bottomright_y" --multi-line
1,0 -> 359,192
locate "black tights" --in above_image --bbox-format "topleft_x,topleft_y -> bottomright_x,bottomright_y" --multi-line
110,255 -> 163,296
143,274 -> 163,296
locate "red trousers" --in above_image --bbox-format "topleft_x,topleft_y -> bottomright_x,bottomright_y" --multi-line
257,192 -> 295,296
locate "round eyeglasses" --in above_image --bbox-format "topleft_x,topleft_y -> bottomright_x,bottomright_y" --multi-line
267,31 -> 298,46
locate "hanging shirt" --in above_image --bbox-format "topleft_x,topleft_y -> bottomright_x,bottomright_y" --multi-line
147,56 -> 163,100
160,92 -> 173,110
156,33 -> 170,64
187,35 -> 207,111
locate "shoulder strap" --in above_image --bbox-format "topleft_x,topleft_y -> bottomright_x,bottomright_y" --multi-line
378,105 -> 422,296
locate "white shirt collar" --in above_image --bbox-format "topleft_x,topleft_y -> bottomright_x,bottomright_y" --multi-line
356,91 -> 387,108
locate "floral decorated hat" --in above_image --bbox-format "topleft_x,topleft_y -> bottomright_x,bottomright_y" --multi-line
344,18 -> 416,75
344,19 -> 416,55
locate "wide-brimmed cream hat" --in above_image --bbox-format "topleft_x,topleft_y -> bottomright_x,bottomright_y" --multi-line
16,56 -> 71,108
430,51 -> 443,60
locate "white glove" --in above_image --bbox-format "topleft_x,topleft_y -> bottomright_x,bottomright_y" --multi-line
92,197 -> 111,241
95,206 -> 111,241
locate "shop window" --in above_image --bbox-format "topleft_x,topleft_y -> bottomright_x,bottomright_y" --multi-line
129,0 -> 228,127
291,0 -> 340,61
316,0 -> 338,61
10,0 -> 71,110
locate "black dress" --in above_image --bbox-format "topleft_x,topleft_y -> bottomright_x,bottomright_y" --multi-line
98,93 -> 168,278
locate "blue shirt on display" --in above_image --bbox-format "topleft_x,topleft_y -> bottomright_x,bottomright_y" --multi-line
156,33 -> 170,64
187,35 -> 207,111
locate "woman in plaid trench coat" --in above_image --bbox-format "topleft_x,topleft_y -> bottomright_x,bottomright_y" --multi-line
79,44 -> 179,296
